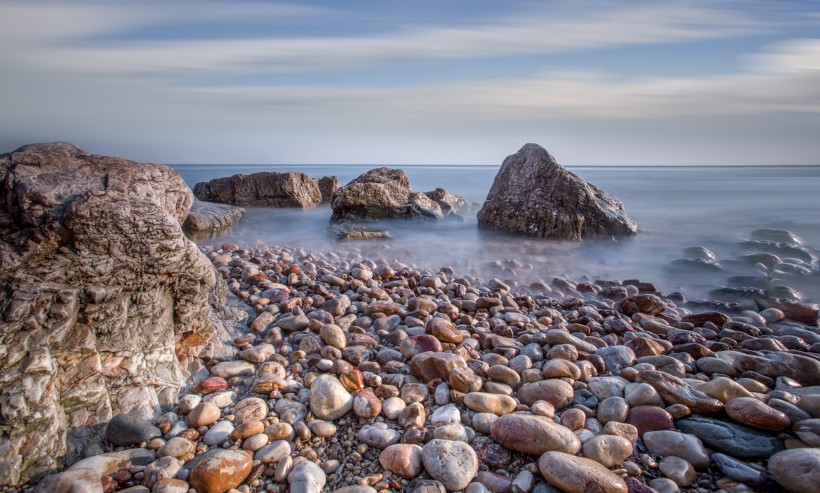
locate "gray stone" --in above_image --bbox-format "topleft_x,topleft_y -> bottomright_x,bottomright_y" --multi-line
477,143 -> 637,239
422,439 -> 478,491
288,460 -> 327,493
105,414 -> 161,447
676,416 -> 783,460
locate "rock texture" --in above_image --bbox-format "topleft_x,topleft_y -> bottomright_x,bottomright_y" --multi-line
330,168 -> 465,222
183,201 -> 245,240
316,176 -> 340,203
0,143 -> 219,488
193,172 -> 322,208
477,143 -> 637,239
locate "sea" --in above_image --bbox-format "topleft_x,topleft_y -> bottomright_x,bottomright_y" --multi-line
170,164 -> 820,304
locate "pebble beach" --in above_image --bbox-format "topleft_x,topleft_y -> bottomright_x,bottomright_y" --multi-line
57,234 -> 819,493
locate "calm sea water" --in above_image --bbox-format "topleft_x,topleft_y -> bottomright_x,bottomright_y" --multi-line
171,164 -> 820,302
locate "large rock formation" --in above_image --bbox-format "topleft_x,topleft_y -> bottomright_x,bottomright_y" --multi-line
193,172 -> 322,208
183,201 -> 245,240
477,144 -> 637,239
0,143 -> 223,488
330,168 -> 466,222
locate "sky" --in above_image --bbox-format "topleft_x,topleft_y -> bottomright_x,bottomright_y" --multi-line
1,0 -> 819,165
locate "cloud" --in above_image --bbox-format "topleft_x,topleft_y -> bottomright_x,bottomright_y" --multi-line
3,2 -> 766,76
187,39 -> 820,123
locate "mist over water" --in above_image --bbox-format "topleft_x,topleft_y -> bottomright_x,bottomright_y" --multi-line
172,164 -> 820,303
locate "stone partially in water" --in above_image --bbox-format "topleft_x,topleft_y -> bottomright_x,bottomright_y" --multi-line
477,143 -> 637,239
193,171 -> 322,208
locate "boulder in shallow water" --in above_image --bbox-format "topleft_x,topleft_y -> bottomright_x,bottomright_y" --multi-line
477,144 -> 637,239
316,176 -> 339,203
330,167 -> 466,222
193,171 -> 322,208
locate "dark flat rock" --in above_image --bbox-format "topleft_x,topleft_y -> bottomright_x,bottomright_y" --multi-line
105,414 -> 161,447
676,416 -> 783,460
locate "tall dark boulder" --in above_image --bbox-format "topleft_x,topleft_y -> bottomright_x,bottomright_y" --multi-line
477,144 -> 637,240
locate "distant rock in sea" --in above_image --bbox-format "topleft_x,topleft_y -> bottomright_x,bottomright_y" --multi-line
183,200 -> 245,240
477,143 -> 637,240
0,142 -> 234,488
193,171 -> 329,208
316,175 -> 340,203
330,167 -> 467,223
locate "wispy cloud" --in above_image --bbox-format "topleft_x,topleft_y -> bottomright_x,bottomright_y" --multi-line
190,39 -> 820,121
5,2 -> 766,77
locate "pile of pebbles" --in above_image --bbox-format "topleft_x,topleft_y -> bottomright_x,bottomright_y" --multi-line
36,241 -> 820,493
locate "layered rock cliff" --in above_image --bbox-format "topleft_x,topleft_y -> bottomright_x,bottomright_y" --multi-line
0,143 -> 221,488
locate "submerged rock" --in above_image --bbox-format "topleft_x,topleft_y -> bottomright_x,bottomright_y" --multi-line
193,171 -> 322,208
477,143 -> 637,239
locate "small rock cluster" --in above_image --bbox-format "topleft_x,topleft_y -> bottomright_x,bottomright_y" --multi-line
31,240 -> 820,493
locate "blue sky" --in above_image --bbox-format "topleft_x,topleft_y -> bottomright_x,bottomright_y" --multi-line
1,0 -> 819,165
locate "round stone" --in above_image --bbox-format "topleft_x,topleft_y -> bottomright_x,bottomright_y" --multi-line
597,397 -> 629,425
203,420 -> 234,446
188,449 -> 252,493
659,456 -> 696,486
379,444 -> 423,479
768,448 -> 820,493
310,374 -> 353,420
517,379 -> 575,408
581,435 -> 633,468
254,440 -> 292,464
242,433 -> 269,451
288,460 -> 327,493
421,439 -> 478,491
187,402 -> 221,427
320,324 -> 347,349
158,437 -> 195,458
463,392 -> 517,415
382,397 -> 406,419
538,451 -> 627,493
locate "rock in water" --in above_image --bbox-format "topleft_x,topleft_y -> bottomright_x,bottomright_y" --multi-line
330,167 -> 467,222
477,143 -> 637,239
193,171 -> 322,207
183,201 -> 245,240
0,143 -> 218,489
316,175 -> 340,203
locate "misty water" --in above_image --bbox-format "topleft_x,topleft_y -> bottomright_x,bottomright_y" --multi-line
171,164 -> 820,303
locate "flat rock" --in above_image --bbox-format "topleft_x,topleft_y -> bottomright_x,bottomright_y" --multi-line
643,430 -> 710,469
477,143 -> 637,239
676,416 -> 783,460
183,201 -> 245,240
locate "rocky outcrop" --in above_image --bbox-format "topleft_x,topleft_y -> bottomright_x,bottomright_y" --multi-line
0,143 -> 221,488
193,172 -> 321,208
183,201 -> 245,240
316,176 -> 340,203
330,168 -> 466,222
477,144 -> 637,240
